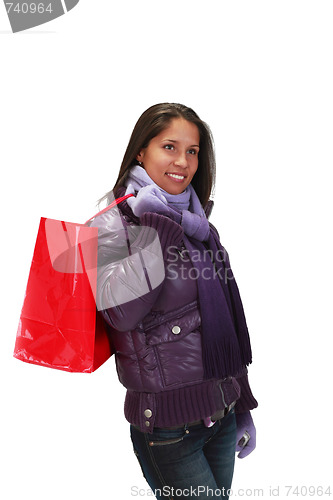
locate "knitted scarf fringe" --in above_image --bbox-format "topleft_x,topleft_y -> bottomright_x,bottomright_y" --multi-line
202,337 -> 244,380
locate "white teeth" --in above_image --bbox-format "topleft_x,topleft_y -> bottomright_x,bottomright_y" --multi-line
166,173 -> 185,180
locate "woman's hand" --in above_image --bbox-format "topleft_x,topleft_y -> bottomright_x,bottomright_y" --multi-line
235,410 -> 256,458
125,184 -> 181,225
125,184 -> 171,218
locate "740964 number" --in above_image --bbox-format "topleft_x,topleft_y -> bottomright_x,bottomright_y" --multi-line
5,3 -> 53,14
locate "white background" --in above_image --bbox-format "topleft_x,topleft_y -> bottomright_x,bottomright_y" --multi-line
1,1 -> 332,499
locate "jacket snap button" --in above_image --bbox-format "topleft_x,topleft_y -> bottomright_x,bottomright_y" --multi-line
172,326 -> 181,335
144,409 -> 152,418
145,421 -> 150,427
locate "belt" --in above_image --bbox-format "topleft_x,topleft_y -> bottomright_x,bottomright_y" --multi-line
138,401 -> 236,432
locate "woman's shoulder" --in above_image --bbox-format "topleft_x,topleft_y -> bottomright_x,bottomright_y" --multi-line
89,187 -> 140,231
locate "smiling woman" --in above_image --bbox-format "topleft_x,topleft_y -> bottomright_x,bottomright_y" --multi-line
135,118 -> 200,195
92,103 -> 258,500
102,103 -> 216,209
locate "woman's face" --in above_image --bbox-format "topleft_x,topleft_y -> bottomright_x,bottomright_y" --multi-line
136,118 -> 200,195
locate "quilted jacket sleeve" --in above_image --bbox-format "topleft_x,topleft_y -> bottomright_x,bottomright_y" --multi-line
89,208 -> 184,332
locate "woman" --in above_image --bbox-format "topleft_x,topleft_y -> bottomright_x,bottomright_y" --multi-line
91,103 -> 258,499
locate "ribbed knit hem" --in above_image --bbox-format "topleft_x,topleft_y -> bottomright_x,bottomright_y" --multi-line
124,379 -> 241,432
234,373 -> 258,413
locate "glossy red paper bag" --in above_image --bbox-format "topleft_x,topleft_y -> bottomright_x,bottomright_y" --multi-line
13,195 -> 133,373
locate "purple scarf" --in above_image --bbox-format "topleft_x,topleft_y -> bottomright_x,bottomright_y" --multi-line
123,166 -> 252,379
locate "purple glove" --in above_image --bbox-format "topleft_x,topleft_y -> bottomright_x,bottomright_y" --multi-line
235,411 -> 256,459
125,184 -> 181,223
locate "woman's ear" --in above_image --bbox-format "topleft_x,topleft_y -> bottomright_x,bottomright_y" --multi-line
136,150 -> 144,163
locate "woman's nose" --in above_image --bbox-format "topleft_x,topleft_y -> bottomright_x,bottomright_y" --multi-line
174,151 -> 188,167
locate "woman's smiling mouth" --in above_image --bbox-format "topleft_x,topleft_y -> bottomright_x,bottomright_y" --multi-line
165,172 -> 186,181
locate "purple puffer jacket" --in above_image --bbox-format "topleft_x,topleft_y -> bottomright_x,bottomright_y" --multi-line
89,193 -> 258,432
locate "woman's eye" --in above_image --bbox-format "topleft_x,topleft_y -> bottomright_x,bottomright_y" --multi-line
188,149 -> 198,155
164,144 -> 174,150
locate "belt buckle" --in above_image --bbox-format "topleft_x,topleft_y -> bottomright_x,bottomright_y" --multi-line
226,401 -> 236,414
203,401 -> 236,428
203,416 -> 215,428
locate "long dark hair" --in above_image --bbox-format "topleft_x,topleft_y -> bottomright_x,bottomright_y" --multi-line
101,103 -> 216,207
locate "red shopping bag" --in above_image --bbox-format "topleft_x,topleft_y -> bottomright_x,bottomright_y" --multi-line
13,194 -> 133,373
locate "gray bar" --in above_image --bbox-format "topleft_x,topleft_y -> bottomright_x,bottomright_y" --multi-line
3,0 -> 80,33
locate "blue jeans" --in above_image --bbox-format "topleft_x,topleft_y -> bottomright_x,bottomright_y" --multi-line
130,408 -> 237,499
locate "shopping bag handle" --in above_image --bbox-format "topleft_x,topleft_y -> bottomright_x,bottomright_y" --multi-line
84,193 -> 134,225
